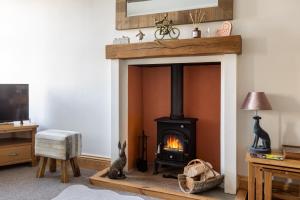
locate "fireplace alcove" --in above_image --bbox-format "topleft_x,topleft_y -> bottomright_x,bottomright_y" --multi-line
128,63 -> 221,174
110,55 -> 237,194
102,36 -> 241,195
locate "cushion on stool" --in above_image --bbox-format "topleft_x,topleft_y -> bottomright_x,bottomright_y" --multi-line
35,129 -> 82,160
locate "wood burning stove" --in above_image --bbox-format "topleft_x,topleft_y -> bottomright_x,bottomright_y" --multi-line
154,64 -> 197,174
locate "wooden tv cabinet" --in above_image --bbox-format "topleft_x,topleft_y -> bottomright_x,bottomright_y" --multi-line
0,124 -> 38,167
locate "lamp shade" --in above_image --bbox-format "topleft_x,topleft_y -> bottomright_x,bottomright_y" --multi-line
241,92 -> 272,110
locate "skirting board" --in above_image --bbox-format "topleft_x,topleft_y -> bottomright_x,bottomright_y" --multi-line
235,190 -> 247,200
237,176 -> 248,191
78,155 -> 111,171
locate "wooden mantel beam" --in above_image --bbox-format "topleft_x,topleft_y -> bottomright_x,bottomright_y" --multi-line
106,35 -> 242,59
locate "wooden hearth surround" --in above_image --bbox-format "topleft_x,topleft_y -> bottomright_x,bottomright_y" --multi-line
90,168 -> 221,200
90,36 -> 242,198
107,35 -> 241,170
106,36 -> 241,59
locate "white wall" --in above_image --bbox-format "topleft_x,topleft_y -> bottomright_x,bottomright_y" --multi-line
234,0 -> 300,175
0,0 -> 117,157
1,0 -> 300,175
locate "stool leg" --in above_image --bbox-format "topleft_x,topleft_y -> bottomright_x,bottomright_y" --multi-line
70,157 -> 81,177
49,158 -> 56,173
60,160 -> 69,183
36,157 -> 48,178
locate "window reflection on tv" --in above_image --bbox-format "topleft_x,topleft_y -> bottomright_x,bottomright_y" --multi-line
0,84 -> 29,123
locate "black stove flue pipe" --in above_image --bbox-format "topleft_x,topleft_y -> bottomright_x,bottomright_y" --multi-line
170,64 -> 184,120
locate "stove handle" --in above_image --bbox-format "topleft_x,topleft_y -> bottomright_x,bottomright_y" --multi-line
156,143 -> 161,154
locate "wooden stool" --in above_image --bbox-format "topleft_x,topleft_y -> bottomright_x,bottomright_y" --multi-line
35,129 -> 82,183
37,157 -> 80,183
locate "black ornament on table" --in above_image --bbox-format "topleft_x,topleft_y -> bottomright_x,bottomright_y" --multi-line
241,92 -> 272,154
250,115 -> 271,154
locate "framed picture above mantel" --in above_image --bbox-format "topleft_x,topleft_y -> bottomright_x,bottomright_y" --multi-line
116,0 -> 233,30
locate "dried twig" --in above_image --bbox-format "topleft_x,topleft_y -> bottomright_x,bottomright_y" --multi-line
190,10 -> 206,29
190,12 -> 195,27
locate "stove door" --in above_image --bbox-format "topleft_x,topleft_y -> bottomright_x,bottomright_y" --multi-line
158,130 -> 189,163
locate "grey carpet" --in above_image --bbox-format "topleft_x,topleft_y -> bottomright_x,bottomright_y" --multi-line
0,164 -> 155,200
0,164 -> 94,200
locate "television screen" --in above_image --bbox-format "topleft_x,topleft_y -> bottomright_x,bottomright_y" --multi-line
0,84 -> 29,123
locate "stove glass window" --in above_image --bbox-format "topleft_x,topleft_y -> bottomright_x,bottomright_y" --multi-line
163,134 -> 184,152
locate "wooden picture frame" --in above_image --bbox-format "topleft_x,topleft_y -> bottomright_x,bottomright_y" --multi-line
116,0 -> 233,30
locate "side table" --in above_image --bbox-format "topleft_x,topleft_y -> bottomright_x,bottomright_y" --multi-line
246,152 -> 300,200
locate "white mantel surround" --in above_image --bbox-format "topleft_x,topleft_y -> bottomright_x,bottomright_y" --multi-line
109,54 -> 237,194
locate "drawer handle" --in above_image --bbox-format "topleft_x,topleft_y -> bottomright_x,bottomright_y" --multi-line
8,153 -> 18,156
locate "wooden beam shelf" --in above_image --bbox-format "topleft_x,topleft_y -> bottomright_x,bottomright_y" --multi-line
106,35 -> 242,59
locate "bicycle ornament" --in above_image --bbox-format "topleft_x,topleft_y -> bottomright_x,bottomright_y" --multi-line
154,14 -> 180,40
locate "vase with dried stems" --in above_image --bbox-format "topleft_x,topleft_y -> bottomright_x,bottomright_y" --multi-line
189,10 -> 206,38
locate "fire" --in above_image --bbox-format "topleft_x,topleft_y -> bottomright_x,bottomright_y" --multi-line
164,135 -> 183,152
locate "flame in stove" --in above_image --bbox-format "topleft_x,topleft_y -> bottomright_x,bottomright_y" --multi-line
164,135 -> 183,152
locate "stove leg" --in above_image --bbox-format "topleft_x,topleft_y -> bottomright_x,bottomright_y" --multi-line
153,159 -> 159,175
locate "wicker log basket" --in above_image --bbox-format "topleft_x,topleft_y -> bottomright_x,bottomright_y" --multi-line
178,159 -> 224,194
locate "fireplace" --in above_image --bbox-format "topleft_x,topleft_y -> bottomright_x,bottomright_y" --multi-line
154,64 -> 197,174
110,54 -> 238,194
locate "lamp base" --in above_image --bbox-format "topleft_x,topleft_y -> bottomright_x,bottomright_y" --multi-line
250,146 -> 271,154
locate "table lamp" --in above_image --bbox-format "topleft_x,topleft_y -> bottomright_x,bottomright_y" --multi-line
241,92 -> 272,154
